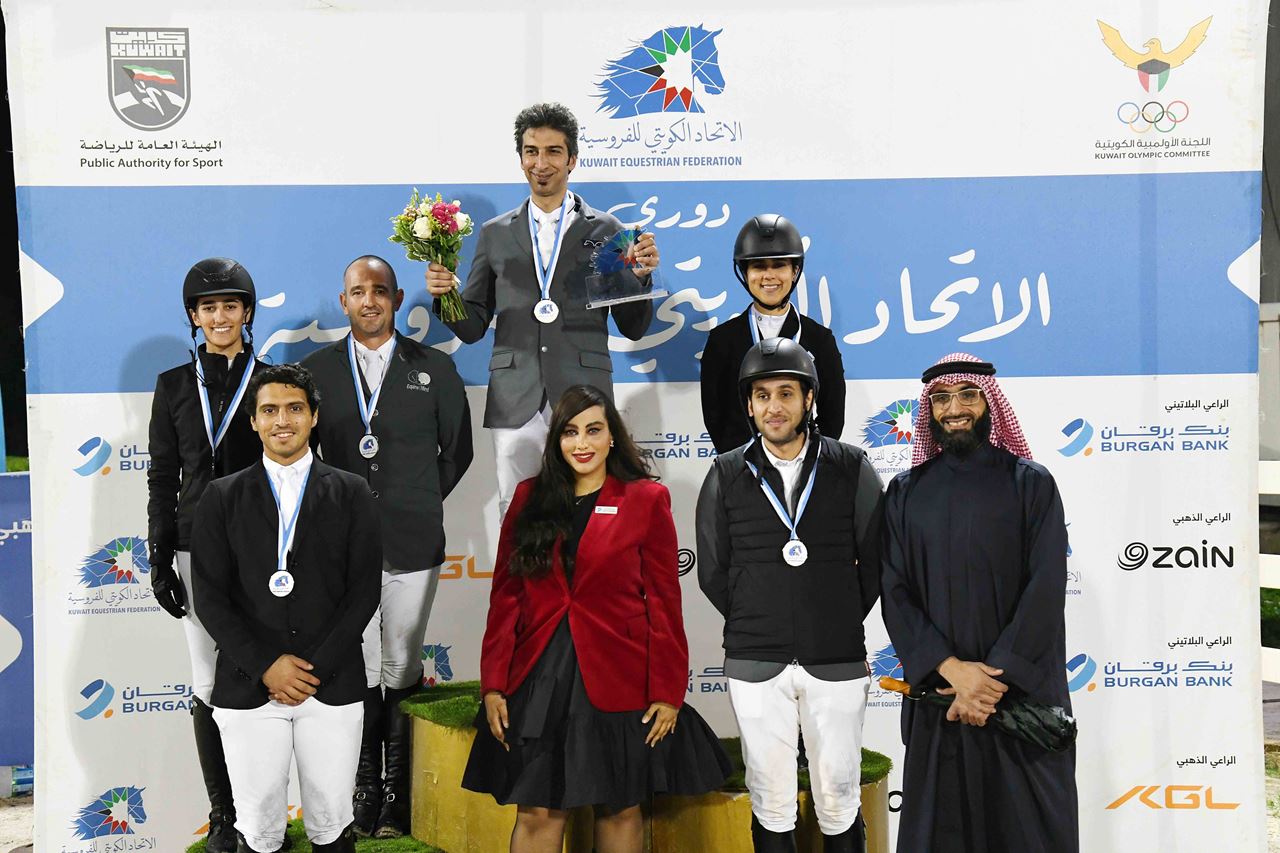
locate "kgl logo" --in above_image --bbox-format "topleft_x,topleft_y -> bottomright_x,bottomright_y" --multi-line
1106,784 -> 1238,810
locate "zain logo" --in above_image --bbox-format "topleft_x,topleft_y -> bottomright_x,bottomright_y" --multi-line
74,436 -> 113,476
421,644 -> 454,687
862,400 -> 916,448
1118,540 -> 1234,571
1066,653 -> 1098,693
596,26 -> 725,117
677,548 -> 696,577
72,786 -> 148,839
1057,419 -> 1094,457
869,644 -> 903,680
79,537 -> 149,587
76,679 -> 117,719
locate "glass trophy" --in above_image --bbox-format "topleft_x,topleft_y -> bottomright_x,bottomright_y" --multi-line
584,228 -> 668,309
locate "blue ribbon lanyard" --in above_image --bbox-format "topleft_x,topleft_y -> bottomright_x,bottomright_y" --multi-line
267,468 -> 311,575
744,444 -> 820,542
749,304 -> 802,346
528,193 -> 573,302
347,334 -> 397,437
195,355 -> 256,453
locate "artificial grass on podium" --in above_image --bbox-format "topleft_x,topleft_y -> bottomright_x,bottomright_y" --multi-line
402,680 -> 894,789
185,823 -> 442,852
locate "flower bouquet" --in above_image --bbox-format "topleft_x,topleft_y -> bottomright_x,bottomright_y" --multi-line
389,188 -> 474,321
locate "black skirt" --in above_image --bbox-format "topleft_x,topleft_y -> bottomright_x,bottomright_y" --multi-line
462,618 -> 732,812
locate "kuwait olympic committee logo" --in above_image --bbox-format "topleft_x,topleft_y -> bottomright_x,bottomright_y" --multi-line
1097,17 -> 1210,134
595,26 -> 725,117
71,786 -> 148,839
79,537 -> 149,587
106,28 -> 190,130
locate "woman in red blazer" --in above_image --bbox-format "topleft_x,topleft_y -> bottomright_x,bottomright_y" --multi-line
463,384 -> 729,852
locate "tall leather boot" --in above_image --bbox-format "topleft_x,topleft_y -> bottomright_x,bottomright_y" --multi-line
751,815 -> 797,853
373,684 -> 418,838
311,824 -> 357,852
192,697 -> 238,853
821,812 -> 866,853
352,686 -> 384,837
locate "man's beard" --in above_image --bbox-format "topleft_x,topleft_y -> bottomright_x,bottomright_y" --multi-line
929,410 -> 992,457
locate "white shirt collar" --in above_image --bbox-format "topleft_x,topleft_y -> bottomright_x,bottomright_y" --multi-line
530,192 -> 576,226
352,334 -> 395,361
263,449 -> 314,484
762,434 -> 806,469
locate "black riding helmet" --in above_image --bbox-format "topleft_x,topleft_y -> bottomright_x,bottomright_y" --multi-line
183,257 -> 256,327
732,214 -> 805,288
738,337 -> 819,402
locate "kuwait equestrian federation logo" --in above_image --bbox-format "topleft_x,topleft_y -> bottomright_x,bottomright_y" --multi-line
79,537 -> 149,587
421,643 -> 454,687
869,644 -> 903,680
595,26 -> 724,117
71,786 -> 148,839
107,28 -> 190,130
862,400 -> 916,449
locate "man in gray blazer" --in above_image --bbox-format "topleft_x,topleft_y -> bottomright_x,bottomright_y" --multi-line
425,102 -> 660,516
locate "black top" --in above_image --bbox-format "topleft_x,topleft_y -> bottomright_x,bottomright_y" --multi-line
562,489 -> 601,586
147,346 -> 265,564
696,433 -> 884,666
302,332 -> 474,572
699,306 -> 847,453
191,458 -> 383,709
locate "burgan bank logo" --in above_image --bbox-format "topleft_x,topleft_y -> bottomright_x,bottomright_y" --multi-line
1097,17 -> 1211,134
595,26 -> 725,117
76,679 -> 117,720
1066,653 -> 1098,693
79,537 -> 149,587
1057,418 -> 1094,457
107,29 -> 190,131
71,786 -> 148,839
74,436 -> 114,476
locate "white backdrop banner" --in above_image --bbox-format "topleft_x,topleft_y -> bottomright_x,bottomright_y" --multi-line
5,1 -> 1266,850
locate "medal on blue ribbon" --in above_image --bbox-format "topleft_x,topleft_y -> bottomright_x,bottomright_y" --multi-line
529,193 -> 573,324
745,444 -> 820,567
347,334 -> 396,459
266,467 -> 311,597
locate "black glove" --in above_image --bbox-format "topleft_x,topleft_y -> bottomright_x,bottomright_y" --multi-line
149,561 -> 187,619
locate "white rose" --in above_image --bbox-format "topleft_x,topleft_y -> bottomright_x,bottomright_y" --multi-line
455,212 -> 472,230
417,202 -> 431,216
412,217 -> 433,239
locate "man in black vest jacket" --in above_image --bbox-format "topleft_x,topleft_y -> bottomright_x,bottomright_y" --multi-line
192,363 -> 381,853
699,214 -> 845,453
697,339 -> 883,853
302,255 -> 473,838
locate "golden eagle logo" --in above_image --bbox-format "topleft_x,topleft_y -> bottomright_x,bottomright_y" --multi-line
1097,17 -> 1211,92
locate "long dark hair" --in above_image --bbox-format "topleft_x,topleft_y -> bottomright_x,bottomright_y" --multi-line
509,385 -> 655,578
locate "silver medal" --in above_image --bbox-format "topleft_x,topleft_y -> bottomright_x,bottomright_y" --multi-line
782,539 -> 808,567
359,434 -> 379,459
269,570 -> 294,597
534,298 -> 560,324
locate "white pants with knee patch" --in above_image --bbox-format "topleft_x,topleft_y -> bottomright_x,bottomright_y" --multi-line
728,668 -> 869,835
362,564 -> 441,690
214,698 -> 362,851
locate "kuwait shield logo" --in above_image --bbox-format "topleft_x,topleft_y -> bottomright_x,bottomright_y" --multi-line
106,28 -> 190,131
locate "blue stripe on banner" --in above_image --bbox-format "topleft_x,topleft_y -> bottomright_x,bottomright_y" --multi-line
17,171 -> 1259,394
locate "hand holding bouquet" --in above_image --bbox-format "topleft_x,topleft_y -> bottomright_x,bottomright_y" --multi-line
389,188 -> 474,322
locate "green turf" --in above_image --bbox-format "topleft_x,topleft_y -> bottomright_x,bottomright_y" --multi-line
403,681 -> 893,790
184,820 -> 442,852
3,456 -> 28,473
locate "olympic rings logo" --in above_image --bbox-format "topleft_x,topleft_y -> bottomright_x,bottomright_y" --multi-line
1117,100 -> 1189,134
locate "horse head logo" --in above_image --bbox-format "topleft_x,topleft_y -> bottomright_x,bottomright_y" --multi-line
72,786 -> 147,839
595,26 -> 725,118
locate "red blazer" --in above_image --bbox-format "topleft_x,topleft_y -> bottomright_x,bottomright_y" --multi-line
479,475 -> 689,711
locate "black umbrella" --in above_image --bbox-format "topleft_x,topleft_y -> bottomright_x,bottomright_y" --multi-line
879,676 -> 1077,753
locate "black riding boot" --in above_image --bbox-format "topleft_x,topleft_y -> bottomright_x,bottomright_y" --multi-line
822,812 -> 866,853
352,686 -> 384,836
751,814 -> 797,853
311,824 -> 357,852
192,697 -> 238,853
373,684 -> 417,838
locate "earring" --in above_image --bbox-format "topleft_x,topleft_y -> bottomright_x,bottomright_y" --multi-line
609,441 -> 615,447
